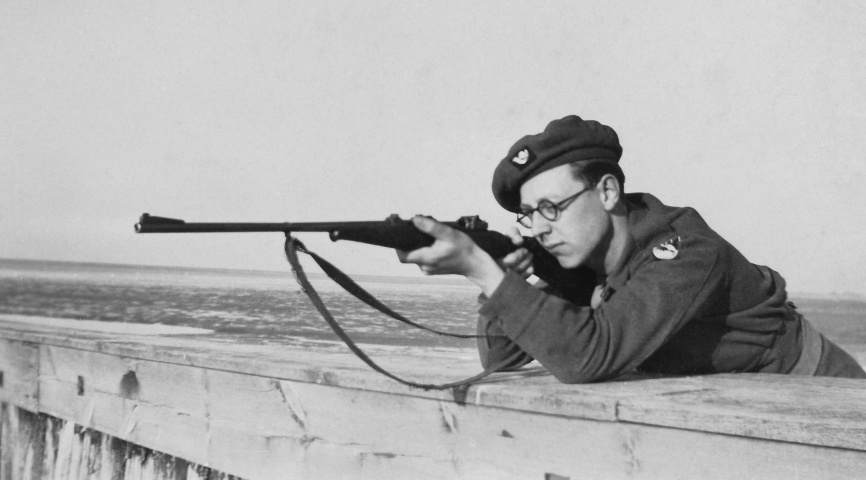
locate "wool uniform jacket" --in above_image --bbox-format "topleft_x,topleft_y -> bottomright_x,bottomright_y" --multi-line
477,193 -> 864,383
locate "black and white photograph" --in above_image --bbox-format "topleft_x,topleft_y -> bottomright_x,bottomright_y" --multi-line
1,1 -> 865,478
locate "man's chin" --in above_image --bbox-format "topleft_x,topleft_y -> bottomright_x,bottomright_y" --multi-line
555,254 -> 583,269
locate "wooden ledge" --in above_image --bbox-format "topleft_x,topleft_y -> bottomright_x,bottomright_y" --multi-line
2,314 -> 865,479
2,314 -> 864,448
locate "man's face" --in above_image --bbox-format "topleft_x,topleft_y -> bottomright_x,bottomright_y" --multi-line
518,164 -> 611,269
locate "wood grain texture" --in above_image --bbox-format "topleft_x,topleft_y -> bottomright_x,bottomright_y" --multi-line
615,374 -> 866,450
26,345 -> 866,479
7,385 -> 866,479
0,339 -> 39,411
0,405 -> 238,480
3,315 -> 866,479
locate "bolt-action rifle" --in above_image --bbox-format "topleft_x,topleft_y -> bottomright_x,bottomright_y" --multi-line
134,213 -> 593,294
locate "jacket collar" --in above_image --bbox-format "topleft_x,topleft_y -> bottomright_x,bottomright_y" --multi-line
606,193 -> 677,283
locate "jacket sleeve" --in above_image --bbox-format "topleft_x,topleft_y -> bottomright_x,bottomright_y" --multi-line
478,234 -> 725,383
475,277 -> 593,371
476,309 -> 534,370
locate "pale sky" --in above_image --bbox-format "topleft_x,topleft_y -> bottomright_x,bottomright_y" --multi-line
2,1 -> 865,297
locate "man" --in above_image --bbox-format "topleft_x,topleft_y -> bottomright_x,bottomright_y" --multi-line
398,115 -> 866,382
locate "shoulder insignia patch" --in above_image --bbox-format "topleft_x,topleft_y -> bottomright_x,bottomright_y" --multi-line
652,236 -> 681,260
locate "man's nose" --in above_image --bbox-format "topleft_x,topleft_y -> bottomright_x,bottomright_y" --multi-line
530,212 -> 552,238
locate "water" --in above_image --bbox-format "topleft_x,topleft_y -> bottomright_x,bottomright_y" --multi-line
2,258 -> 865,350
0,258 -> 484,348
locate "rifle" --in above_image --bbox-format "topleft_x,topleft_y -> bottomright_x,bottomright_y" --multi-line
134,213 -> 593,293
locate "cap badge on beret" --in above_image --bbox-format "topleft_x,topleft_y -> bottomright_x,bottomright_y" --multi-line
512,148 -> 533,167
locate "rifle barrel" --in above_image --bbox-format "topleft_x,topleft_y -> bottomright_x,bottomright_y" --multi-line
134,220 -> 440,234
134,213 -> 464,234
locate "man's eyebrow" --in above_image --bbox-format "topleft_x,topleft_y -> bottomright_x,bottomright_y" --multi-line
523,196 -> 559,207
519,197 -> 553,212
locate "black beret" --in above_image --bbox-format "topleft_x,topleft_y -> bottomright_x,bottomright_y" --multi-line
491,115 -> 622,213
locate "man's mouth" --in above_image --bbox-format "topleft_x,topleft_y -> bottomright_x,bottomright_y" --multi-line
542,242 -> 563,253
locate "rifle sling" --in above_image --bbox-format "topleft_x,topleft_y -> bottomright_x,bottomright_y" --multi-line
299,242 -> 496,338
284,235 -> 523,390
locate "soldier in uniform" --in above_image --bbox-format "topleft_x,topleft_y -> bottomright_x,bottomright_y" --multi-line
398,115 -> 866,382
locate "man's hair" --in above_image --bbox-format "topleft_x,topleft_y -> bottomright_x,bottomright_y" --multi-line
568,160 -> 626,191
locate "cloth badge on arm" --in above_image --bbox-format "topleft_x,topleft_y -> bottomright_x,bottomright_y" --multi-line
653,236 -> 682,260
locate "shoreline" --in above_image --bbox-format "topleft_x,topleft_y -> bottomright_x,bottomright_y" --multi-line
2,256 -> 864,300
0,256 -> 476,288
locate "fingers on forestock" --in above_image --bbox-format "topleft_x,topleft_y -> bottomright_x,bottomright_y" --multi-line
511,248 -> 531,265
395,249 -> 410,263
412,215 -> 448,238
519,257 -> 534,277
398,248 -> 427,266
419,264 -> 438,275
506,226 -> 524,246
500,249 -> 522,268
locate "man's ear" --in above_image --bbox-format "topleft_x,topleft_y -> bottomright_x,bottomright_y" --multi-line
597,174 -> 621,211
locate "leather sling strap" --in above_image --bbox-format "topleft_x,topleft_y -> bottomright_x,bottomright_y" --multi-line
295,239 -> 498,338
284,235 -> 523,390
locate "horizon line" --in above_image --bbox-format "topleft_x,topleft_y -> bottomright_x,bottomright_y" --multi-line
2,256 -> 863,300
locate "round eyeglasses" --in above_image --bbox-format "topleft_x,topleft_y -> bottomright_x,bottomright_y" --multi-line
516,186 -> 592,228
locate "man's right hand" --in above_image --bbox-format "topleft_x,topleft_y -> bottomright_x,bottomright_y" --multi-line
396,215 -> 506,297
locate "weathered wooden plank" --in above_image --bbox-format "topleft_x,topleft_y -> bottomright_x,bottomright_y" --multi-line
0,339 -> 39,411
615,374 -> 866,451
28,345 -> 866,479
1,404 -> 237,480
1,404 -> 45,480
24,390 -> 866,480
5,315 -> 866,479
37,346 -> 213,466
223,380 -> 866,480
5,315 -> 866,451
0,317 -> 624,421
